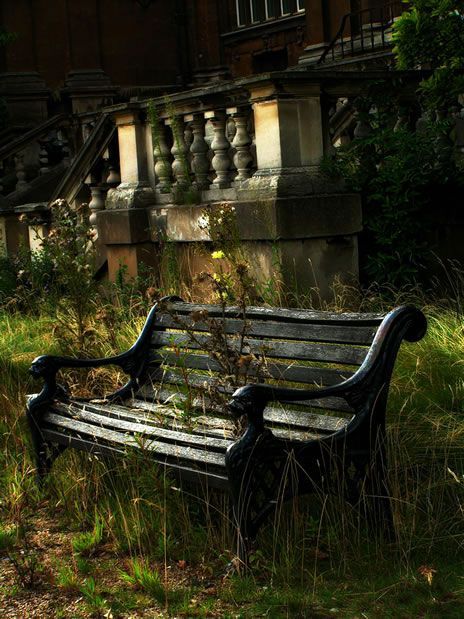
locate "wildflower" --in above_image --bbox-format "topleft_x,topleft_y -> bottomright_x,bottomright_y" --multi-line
197,214 -> 209,230
235,262 -> 249,276
418,565 -> 436,586
211,250 -> 225,260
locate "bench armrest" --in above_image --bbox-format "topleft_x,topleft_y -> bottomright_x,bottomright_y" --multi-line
28,298 -> 179,410
229,383 -> 348,431
229,305 -> 427,432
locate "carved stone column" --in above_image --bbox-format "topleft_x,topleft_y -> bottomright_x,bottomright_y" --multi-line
227,107 -> 253,183
152,121 -> 172,192
38,136 -> 50,175
205,111 -> 231,189
186,113 -> 210,189
166,116 -> 190,188
14,151 -> 28,192
89,185 -> 107,235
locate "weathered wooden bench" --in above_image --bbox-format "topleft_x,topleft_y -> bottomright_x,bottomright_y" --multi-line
26,297 -> 426,564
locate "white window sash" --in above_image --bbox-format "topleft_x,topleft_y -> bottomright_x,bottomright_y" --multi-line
236,0 -> 245,26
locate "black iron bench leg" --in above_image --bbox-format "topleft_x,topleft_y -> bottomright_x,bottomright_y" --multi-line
26,411 -> 67,484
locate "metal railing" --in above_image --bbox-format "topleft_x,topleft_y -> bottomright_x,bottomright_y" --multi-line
318,1 -> 404,65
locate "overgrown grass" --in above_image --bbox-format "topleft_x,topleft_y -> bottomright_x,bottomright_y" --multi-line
1,300 -> 464,616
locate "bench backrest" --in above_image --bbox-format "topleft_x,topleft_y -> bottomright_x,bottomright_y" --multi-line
134,302 -> 386,437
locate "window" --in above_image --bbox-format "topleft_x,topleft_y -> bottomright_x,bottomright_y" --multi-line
236,0 -> 304,27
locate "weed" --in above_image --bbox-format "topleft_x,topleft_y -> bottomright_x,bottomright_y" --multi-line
80,576 -> 111,616
120,558 -> 166,603
72,513 -> 104,557
54,562 -> 80,592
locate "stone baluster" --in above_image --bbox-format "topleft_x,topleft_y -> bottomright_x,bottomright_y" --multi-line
205,111 -> 231,188
435,108 -> 452,165
353,99 -> 372,139
166,116 -> 190,187
185,113 -> 210,189
153,121 -> 172,192
394,106 -> 409,133
14,151 -> 28,192
102,148 -> 121,187
184,122 -> 193,151
88,185 -> 107,236
38,136 -> 50,175
57,128 -> 71,167
106,163 -> 121,186
415,108 -> 431,134
227,107 -> 253,183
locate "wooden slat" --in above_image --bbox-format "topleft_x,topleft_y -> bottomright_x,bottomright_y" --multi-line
159,302 -> 384,326
41,429 -> 229,490
150,351 -> 354,386
52,402 -> 232,452
136,373 -> 354,414
133,388 -> 351,433
152,331 -> 367,365
85,399 -> 236,437
154,315 -> 377,345
61,399 -> 330,445
42,413 -> 226,469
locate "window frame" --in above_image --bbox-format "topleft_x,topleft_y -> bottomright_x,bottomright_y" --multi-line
236,0 -> 305,28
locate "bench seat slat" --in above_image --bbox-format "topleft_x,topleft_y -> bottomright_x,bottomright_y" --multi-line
42,412 -> 227,468
136,378 -> 354,414
131,392 -> 350,433
152,332 -> 368,366
41,429 -> 229,490
80,400 -> 349,442
155,316 -> 377,345
52,402 -> 233,451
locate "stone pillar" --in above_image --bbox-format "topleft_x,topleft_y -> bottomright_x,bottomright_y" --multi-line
240,83 -> 327,197
99,108 -> 157,281
105,109 -> 156,210
62,70 -> 117,115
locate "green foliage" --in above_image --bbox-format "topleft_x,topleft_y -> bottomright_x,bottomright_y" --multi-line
54,562 -> 81,592
72,513 -> 104,557
80,576 -> 110,614
121,558 -> 165,602
0,28 -> 17,47
2,200 -> 99,353
321,92 -> 463,287
393,1 -> 464,109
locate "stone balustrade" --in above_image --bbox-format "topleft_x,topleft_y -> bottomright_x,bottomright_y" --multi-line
96,71 -> 365,296
0,115 -> 73,202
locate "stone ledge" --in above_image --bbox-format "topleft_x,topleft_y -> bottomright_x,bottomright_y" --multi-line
147,194 -> 362,243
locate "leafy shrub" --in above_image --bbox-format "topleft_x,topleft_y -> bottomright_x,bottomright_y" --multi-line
321,93 -> 463,288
